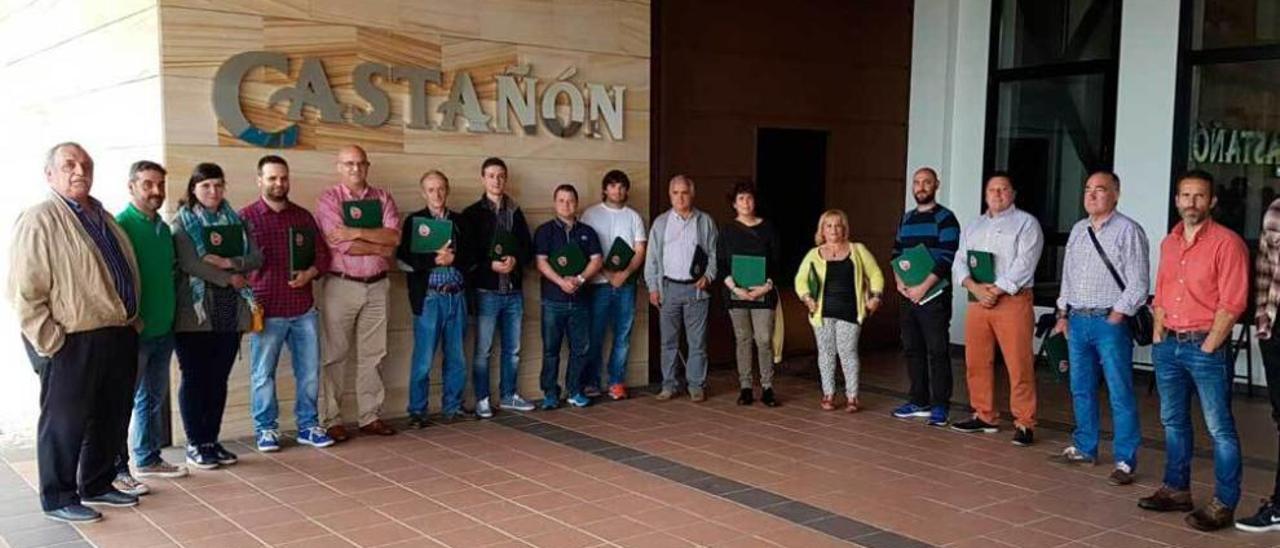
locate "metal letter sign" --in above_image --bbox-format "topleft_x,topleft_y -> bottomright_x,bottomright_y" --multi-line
211,51 -> 626,148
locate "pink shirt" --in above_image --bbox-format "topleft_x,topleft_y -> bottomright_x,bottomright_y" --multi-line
1153,219 -> 1249,332
315,183 -> 400,277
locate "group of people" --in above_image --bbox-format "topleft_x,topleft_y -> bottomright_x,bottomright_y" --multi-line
10,141 -> 1280,537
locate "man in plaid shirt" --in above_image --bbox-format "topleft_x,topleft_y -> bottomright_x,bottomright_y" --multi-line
240,155 -> 334,452
1241,195 -> 1280,532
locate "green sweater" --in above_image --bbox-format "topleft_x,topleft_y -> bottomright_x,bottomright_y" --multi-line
116,203 -> 176,338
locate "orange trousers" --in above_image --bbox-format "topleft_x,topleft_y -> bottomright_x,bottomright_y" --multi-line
963,290 -> 1037,428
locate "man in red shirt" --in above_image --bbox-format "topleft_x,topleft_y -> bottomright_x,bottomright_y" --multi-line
1138,170 -> 1247,532
241,155 -> 333,452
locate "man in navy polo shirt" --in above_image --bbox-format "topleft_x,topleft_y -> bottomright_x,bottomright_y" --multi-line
534,184 -> 604,409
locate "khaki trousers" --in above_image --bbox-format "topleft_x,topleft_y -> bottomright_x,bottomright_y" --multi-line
319,276 -> 389,428
963,290 -> 1037,428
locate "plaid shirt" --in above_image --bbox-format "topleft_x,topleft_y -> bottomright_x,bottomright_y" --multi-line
1257,199 -> 1280,338
240,198 -> 330,318
1055,212 -> 1150,315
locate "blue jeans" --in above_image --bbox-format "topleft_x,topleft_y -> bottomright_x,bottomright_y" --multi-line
127,335 -> 174,469
1153,337 -> 1242,507
583,283 -> 636,389
541,300 -> 590,401
473,290 -> 523,401
248,308 -> 321,433
409,292 -> 468,416
1066,315 -> 1139,469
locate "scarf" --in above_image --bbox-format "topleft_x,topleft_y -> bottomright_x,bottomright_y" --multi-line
178,201 -> 256,325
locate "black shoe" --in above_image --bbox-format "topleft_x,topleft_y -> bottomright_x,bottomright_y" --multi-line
82,489 -> 138,508
1138,486 -> 1194,512
44,504 -> 101,523
211,443 -> 238,465
950,418 -> 998,434
761,388 -> 779,407
407,414 -> 430,429
1012,426 -> 1034,447
186,444 -> 219,470
439,413 -> 473,425
1236,499 -> 1280,533
737,388 -> 754,406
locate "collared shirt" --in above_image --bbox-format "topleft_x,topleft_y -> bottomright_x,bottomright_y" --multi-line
1255,198 -> 1280,338
953,205 -> 1044,294
1056,211 -> 1151,315
662,210 -> 699,281
116,203 -> 175,338
62,195 -> 136,317
315,183 -> 399,278
891,204 -> 961,279
1154,219 -> 1249,332
240,198 -> 331,318
534,217 -> 602,302
581,202 -> 646,284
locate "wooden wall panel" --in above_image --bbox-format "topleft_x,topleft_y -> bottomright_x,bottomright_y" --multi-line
158,0 -> 650,442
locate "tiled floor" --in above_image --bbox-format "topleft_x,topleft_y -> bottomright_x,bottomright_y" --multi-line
3,349 -> 1280,548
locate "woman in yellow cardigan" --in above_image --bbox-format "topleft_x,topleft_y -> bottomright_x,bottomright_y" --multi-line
794,209 -> 884,412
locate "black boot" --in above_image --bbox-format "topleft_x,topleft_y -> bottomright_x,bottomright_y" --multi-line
737,388 -> 754,405
761,387 -> 779,407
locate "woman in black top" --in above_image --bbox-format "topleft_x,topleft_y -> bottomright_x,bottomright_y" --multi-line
717,181 -> 782,406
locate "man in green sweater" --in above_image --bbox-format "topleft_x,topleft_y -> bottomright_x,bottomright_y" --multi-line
113,161 -> 186,495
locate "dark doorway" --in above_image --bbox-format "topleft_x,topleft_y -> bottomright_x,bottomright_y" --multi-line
755,128 -> 828,282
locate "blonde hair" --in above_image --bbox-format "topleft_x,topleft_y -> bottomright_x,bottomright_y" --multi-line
419,169 -> 449,189
814,209 -> 849,245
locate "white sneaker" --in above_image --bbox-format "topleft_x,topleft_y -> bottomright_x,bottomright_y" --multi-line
112,473 -> 150,497
501,394 -> 536,412
475,397 -> 494,419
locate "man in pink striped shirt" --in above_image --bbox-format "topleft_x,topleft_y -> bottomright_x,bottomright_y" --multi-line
315,145 -> 400,441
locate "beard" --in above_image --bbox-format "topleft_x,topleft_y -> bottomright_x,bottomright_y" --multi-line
266,188 -> 289,202
913,191 -> 935,205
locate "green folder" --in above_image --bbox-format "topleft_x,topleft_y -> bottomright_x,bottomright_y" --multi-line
603,237 -> 634,271
806,263 -> 822,299
489,227 -> 518,260
1042,333 -> 1070,377
341,199 -> 383,229
968,250 -> 996,283
732,255 -> 767,288
203,224 -> 244,257
893,244 -> 948,304
549,242 -> 587,277
411,218 -> 452,254
288,226 -> 316,272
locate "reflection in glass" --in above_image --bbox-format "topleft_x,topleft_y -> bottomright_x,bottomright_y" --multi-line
1192,0 -> 1280,50
996,0 -> 1116,69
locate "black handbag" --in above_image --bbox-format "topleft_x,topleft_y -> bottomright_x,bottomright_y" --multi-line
1086,226 -> 1154,346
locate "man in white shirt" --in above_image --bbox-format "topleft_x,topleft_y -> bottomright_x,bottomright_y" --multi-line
580,170 -> 647,400
951,173 -> 1044,447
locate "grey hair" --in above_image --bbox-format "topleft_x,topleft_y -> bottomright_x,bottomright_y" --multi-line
669,174 -> 695,192
44,142 -> 88,172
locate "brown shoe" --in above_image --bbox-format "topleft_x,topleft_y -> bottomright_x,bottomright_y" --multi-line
844,397 -> 860,413
1108,465 -> 1134,486
1138,486 -> 1193,512
1185,498 -> 1234,531
326,425 -> 350,443
359,419 -> 397,436
820,395 -> 835,411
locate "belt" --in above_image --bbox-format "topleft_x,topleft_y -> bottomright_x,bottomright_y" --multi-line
1069,307 -> 1111,317
663,276 -> 696,285
429,283 -> 464,295
330,271 -> 387,284
1167,329 -> 1210,343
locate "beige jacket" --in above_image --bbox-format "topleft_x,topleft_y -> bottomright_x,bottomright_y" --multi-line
8,193 -> 141,356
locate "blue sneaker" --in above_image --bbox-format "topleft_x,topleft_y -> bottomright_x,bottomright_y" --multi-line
926,405 -> 949,427
297,426 -> 335,448
892,402 -> 931,419
256,430 -> 280,452
541,396 -> 560,410
567,393 -> 591,408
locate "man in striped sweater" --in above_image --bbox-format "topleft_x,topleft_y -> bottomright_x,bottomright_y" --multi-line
890,167 -> 961,426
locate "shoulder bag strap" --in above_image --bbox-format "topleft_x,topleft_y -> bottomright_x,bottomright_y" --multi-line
1086,225 -> 1126,292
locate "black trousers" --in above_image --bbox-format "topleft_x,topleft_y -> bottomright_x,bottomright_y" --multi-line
24,327 -> 137,511
174,331 -> 240,446
1258,335 -> 1280,501
900,293 -> 954,408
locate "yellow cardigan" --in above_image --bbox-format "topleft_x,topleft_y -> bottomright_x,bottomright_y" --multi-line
793,242 -> 884,327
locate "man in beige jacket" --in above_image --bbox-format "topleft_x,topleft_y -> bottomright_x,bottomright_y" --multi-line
9,142 -> 142,524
